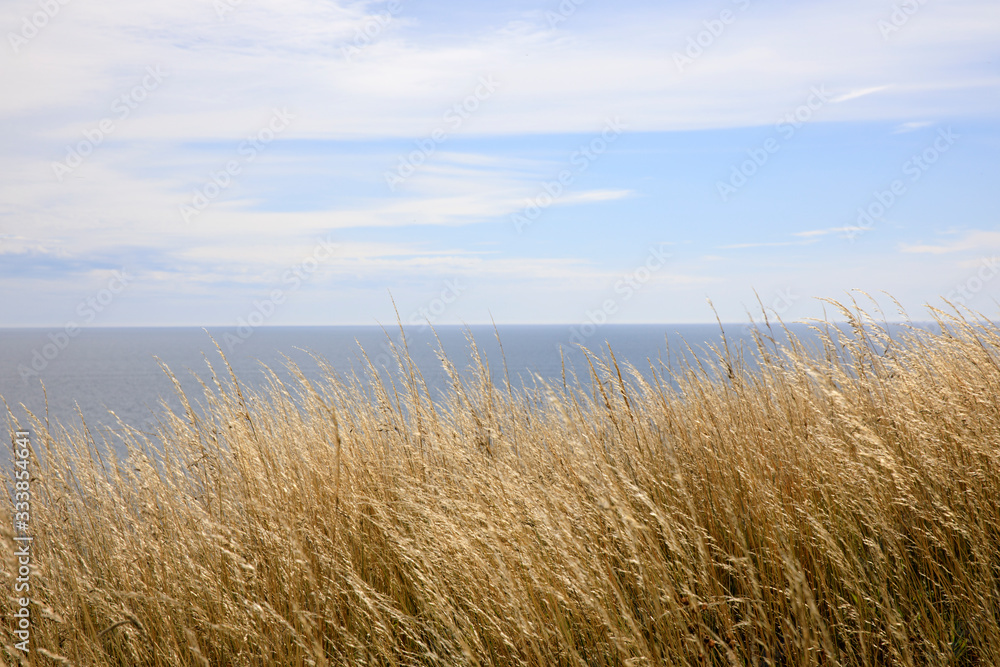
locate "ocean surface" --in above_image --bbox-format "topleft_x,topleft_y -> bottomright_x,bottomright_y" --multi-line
0,322 -> 911,453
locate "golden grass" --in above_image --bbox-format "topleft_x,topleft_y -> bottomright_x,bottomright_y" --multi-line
3,297 -> 1000,666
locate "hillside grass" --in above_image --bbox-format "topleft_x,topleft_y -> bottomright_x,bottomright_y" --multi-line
3,297 -> 1000,666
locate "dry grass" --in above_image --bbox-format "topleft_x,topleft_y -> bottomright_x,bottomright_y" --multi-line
3,297 -> 1000,666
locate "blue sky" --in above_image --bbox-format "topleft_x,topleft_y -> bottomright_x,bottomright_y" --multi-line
1,0 -> 998,326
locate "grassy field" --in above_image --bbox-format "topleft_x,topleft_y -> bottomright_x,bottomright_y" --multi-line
3,298 -> 1000,666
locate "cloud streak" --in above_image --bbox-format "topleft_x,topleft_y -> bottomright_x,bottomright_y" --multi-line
900,230 -> 1000,255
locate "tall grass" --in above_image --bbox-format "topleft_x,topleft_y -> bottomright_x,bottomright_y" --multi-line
3,298 -> 1000,666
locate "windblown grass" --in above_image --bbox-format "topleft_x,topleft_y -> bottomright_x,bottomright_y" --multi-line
3,297 -> 1000,666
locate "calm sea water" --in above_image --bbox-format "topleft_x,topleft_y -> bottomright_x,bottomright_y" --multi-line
1,322 -> 906,449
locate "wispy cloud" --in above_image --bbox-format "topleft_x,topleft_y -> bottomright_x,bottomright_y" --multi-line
793,227 -> 860,238
899,230 -> 1000,254
721,239 -> 818,249
0,234 -> 60,256
831,85 -> 891,104
893,121 -> 934,133
4,0 -> 1000,140
560,189 -> 635,204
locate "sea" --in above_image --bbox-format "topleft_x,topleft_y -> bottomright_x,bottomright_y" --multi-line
0,322 -> 902,453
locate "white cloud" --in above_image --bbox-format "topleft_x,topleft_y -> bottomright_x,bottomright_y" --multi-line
0,234 -> 59,256
830,85 -> 891,104
899,230 -> 1000,254
721,239 -> 818,249
559,189 -> 634,204
2,0 -> 998,142
893,121 -> 934,133
793,227 -> 860,238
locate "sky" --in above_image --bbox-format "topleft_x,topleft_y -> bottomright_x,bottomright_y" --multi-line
1,0 -> 998,327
